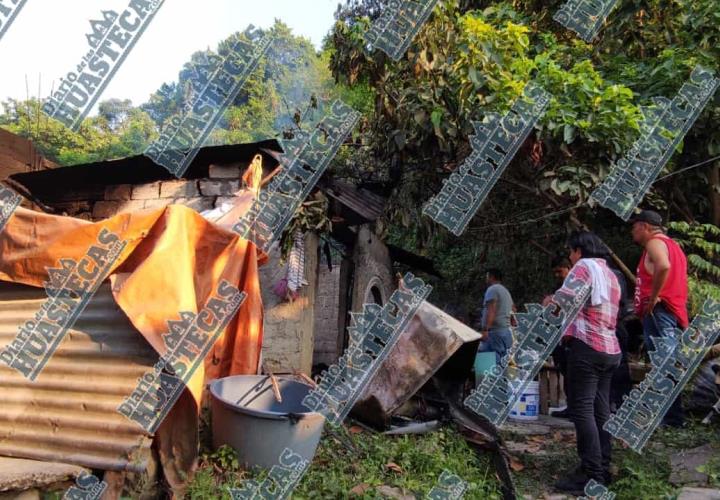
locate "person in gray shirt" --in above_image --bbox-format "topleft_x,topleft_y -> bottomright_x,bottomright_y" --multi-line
476,268 -> 515,364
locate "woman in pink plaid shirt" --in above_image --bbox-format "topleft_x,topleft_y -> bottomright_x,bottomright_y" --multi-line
554,231 -> 622,495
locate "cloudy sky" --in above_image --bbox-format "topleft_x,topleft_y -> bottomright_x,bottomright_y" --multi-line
0,0 -> 338,110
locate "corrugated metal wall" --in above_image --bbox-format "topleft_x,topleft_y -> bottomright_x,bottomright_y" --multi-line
0,282 -> 156,472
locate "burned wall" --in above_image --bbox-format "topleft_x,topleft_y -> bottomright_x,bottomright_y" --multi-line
45,164 -> 319,375
259,232 -> 319,375
312,248 -> 351,367
350,225 -> 395,313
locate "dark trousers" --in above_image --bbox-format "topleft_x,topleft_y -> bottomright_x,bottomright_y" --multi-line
642,303 -> 685,426
610,320 -> 633,410
552,343 -> 570,404
478,327 -> 513,366
566,337 -> 621,480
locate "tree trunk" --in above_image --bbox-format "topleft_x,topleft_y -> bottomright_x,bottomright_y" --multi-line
710,161 -> 720,227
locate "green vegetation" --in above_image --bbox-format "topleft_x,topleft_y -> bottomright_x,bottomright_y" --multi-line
0,21 -> 338,167
329,0 -> 720,309
185,426 -> 502,499
505,419 -> 720,499
4,2 -> 720,498
184,419 -> 720,499
668,221 -> 720,315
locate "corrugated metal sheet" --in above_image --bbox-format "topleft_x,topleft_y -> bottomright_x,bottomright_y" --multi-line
0,281 -> 156,472
323,180 -> 386,222
260,148 -> 386,222
352,301 -> 482,427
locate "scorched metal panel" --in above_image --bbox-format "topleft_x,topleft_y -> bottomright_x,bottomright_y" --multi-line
0,281 -> 156,472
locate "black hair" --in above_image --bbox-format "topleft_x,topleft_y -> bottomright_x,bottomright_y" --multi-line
567,231 -> 609,259
550,253 -> 572,269
485,267 -> 503,281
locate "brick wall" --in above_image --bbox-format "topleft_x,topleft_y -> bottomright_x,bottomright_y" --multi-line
313,250 -> 343,366
0,128 -> 56,180
50,176 -> 240,222
311,227 -> 395,367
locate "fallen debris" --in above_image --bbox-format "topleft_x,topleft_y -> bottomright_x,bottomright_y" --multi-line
435,377 -> 517,500
670,444 -> 720,487
383,420 -> 440,435
501,415 -> 574,437
351,300 -> 481,428
376,484 -> 415,499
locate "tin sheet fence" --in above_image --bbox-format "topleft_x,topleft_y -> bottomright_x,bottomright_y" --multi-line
0,281 -> 155,472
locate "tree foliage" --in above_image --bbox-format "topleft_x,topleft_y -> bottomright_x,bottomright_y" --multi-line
328,0 -> 720,310
0,21 -> 336,167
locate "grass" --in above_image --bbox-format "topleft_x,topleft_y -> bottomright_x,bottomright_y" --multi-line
184,415 -> 720,499
610,421 -> 720,500
185,424 -> 503,499
505,418 -> 720,500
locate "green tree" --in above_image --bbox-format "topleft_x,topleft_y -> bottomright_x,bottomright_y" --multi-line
327,0 -> 720,308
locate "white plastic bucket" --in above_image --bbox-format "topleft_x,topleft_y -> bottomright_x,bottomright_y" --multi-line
509,381 -> 540,421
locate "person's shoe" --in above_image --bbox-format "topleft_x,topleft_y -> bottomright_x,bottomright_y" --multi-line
555,476 -> 589,497
551,408 -> 571,419
603,470 -> 613,485
660,419 -> 686,429
554,470 -> 589,496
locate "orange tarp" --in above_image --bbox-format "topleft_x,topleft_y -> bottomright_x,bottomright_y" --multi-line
0,201 -> 266,406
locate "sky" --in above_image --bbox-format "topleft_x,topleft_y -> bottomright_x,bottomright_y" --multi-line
0,0 -> 339,111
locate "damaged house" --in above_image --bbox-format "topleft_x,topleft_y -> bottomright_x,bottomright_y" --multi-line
0,139 -> 455,497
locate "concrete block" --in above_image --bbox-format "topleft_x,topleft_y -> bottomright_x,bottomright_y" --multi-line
678,487 -> 720,500
0,456 -> 87,494
105,184 -> 132,201
199,179 -> 239,197
92,201 -> 121,220
172,197 -> 215,212
143,198 -> 172,210
209,163 -> 242,179
215,196 -> 237,208
55,200 -> 92,215
117,199 -> 147,214
160,180 -> 199,199
131,182 -> 161,200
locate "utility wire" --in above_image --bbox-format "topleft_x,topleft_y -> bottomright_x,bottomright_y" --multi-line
655,154 -> 720,182
469,154 -> 720,231
468,203 -> 583,233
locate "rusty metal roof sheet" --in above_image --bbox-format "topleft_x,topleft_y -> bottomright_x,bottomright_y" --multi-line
258,148 -> 387,222
0,282 -> 156,472
322,180 -> 386,222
